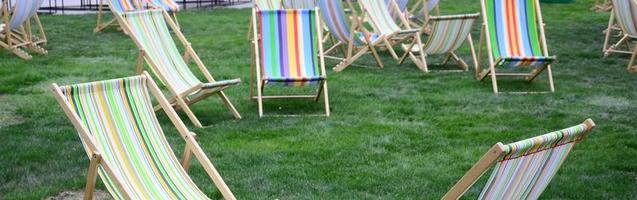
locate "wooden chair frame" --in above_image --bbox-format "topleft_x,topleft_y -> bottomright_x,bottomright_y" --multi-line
442,119 -> 596,200
116,9 -> 241,127
94,0 -> 180,33
0,0 -> 47,60
602,2 -> 637,72
591,0 -> 612,12
407,0 -> 441,28
246,0 -> 283,41
250,8 -> 330,117
51,72 -> 236,200
475,0 -> 555,94
398,14 -> 479,72
355,0 -> 423,61
322,0 -> 386,72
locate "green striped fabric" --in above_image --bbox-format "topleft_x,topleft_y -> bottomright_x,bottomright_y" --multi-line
359,0 -> 403,35
478,122 -> 593,200
59,75 -> 209,200
124,10 -> 202,95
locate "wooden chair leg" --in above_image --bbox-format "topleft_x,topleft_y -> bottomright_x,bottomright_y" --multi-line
216,91 -> 242,119
369,45 -> 384,68
257,81 -> 264,117
489,65 -> 499,94
84,153 -> 102,200
322,81 -> 330,117
628,43 -> 637,72
181,134 -> 195,172
547,65 -> 555,92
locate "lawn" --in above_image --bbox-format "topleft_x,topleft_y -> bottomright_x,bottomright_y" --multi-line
1,0 -> 636,199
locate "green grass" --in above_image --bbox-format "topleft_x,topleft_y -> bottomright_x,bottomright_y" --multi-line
1,0 -> 636,199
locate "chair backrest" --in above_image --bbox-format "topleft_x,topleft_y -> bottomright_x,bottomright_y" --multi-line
124,10 -> 202,94
483,0 -> 545,59
56,75 -> 208,199
145,0 -> 180,12
611,0 -> 637,36
478,122 -> 593,199
359,0 -> 403,35
283,0 -> 316,9
256,9 -> 322,86
254,0 -> 283,9
5,0 -> 44,30
412,0 -> 440,19
421,14 -> 479,55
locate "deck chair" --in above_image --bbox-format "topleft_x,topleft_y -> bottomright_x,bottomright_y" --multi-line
0,0 -> 47,60
476,0 -> 555,94
51,73 -> 237,200
399,13 -> 479,72
318,0 -> 386,72
408,0 -> 441,27
251,9 -> 329,117
356,0 -> 423,60
283,0 -> 316,9
603,0 -> 637,72
95,0 -> 180,33
443,119 -> 596,200
592,0 -> 612,12
118,9 -> 242,128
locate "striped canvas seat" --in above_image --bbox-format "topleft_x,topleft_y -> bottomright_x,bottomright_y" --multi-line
485,0 -> 555,68
359,0 -> 413,36
400,13 -> 479,71
254,0 -> 282,9
4,0 -> 45,30
147,0 -> 180,12
257,9 -> 324,86
444,119 -> 596,200
283,0 -> 316,9
58,76 -> 210,200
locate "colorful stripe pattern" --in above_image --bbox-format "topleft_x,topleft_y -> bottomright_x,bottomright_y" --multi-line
257,9 -> 323,86
59,76 -> 209,200
479,123 -> 593,200
254,0 -> 283,9
359,0 -> 402,36
384,0 -> 409,20
146,0 -> 180,12
111,0 -> 144,13
124,10 -> 202,95
7,0 -> 45,29
283,0 -> 316,9
317,0 -> 381,46
611,0 -> 637,37
419,14 -> 479,55
485,0 -> 554,68
257,10 -> 325,86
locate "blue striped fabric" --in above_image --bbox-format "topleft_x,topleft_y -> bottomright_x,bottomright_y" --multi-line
110,0 -> 144,13
7,0 -> 45,29
317,0 -> 377,46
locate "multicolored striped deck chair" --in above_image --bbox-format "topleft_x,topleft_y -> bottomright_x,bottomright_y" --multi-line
603,0 -> 637,72
384,0 -> 409,20
283,0 -> 316,9
318,0 -> 386,72
51,73 -> 237,200
477,0 -> 556,94
95,0 -> 180,33
0,0 -> 47,60
407,0 -> 440,27
399,13 -> 479,72
119,9 -> 242,127
443,119 -> 596,200
251,9 -> 329,117
356,0 -> 422,60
